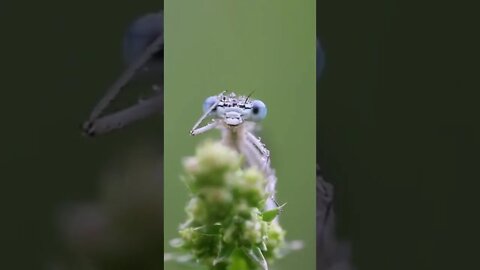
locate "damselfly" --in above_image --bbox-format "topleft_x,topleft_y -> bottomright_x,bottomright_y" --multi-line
190,91 -> 279,210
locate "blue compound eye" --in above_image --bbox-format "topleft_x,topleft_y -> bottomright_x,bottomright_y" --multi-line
203,96 -> 218,113
250,100 -> 267,121
123,12 -> 163,65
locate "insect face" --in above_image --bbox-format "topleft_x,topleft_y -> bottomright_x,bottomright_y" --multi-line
202,92 -> 267,127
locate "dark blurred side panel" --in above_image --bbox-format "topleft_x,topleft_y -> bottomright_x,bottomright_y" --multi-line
0,1 -> 164,270
316,0 -> 479,270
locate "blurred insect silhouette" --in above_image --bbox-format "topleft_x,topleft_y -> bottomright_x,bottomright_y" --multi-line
82,11 -> 163,137
190,91 -> 279,210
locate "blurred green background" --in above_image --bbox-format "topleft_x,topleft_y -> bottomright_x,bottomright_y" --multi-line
164,0 -> 316,269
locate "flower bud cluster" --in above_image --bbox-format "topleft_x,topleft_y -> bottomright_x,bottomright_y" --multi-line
174,141 -> 286,269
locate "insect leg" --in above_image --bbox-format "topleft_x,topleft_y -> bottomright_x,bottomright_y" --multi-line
86,34 -> 164,123
83,93 -> 162,137
238,139 -> 264,169
239,138 -> 278,212
245,131 -> 271,168
190,120 -> 218,136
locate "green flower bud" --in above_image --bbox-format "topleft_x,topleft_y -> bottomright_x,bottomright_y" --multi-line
199,187 -> 233,223
172,141 -> 290,269
230,168 -> 266,208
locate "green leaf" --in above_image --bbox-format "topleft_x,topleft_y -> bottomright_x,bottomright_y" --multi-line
261,203 -> 287,222
242,246 -> 268,270
227,251 -> 249,270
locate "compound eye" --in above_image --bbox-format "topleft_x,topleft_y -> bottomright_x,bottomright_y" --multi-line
203,96 -> 218,113
123,12 -> 163,65
250,100 -> 267,121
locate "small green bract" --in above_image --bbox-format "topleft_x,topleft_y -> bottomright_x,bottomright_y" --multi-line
170,141 -> 287,270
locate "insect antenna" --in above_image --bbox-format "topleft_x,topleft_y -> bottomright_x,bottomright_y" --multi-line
244,90 -> 256,103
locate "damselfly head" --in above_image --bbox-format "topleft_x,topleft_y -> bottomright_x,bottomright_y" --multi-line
203,92 -> 267,126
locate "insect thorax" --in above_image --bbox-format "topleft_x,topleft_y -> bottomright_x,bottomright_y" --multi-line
219,122 -> 248,151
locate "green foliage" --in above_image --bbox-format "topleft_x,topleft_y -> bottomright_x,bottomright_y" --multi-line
168,141 -> 287,270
